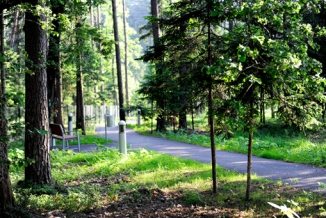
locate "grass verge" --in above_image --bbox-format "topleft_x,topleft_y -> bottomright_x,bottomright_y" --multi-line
9,148 -> 326,217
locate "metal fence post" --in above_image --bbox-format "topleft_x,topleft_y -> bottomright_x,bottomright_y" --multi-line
68,113 -> 73,135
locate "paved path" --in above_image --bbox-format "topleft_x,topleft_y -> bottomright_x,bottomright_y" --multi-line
95,125 -> 326,194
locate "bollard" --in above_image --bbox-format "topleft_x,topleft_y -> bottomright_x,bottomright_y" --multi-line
68,113 -> 73,136
118,120 -> 127,155
137,109 -> 141,126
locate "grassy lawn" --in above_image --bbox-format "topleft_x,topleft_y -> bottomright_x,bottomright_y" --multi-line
5,116 -> 326,217
7,147 -> 326,217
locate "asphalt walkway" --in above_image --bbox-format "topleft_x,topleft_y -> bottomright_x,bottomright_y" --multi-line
93,125 -> 326,194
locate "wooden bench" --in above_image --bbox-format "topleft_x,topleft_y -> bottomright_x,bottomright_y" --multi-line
49,123 -> 80,152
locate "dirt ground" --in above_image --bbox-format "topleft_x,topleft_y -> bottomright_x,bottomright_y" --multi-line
44,187 -> 247,218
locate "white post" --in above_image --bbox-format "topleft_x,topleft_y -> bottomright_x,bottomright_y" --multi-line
118,120 -> 127,155
137,109 -> 141,126
68,113 -> 73,135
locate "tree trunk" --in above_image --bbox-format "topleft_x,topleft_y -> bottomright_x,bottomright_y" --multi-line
271,84 -> 275,119
207,0 -> 217,194
111,57 -> 118,105
97,5 -> 105,104
76,20 -> 86,135
260,86 -> 265,124
90,5 -> 94,50
246,97 -> 254,201
179,64 -> 187,129
10,7 -> 20,48
122,0 -> 129,117
76,61 -> 85,134
246,131 -> 253,200
0,9 -> 14,207
151,0 -> 165,131
24,1 -> 52,184
191,100 -> 195,132
112,0 -> 125,121
48,0 -> 64,126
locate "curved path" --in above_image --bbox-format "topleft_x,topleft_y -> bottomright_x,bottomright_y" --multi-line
95,125 -> 326,194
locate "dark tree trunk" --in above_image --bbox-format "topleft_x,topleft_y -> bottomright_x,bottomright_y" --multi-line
0,9 -> 14,207
151,0 -> 165,131
246,96 -> 254,201
246,131 -> 253,200
271,84 -> 275,119
123,0 -> 129,117
112,0 -> 125,121
178,63 -> 187,130
48,0 -> 64,126
76,50 -> 86,134
191,100 -> 195,132
111,57 -> 118,105
260,86 -> 265,124
207,0 -> 217,194
24,1 -> 52,184
76,58 -> 85,134
75,18 -> 86,135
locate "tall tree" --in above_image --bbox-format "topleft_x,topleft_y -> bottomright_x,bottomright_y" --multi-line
9,7 -> 20,48
24,0 -> 52,184
151,0 -> 165,131
206,0 -> 217,194
48,0 -> 65,126
112,0 -> 125,121
75,18 -> 86,135
0,8 -> 14,207
122,0 -> 129,116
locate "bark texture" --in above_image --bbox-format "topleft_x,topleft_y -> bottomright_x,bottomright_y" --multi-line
0,9 -> 14,207
112,0 -> 125,121
76,19 -> 86,135
151,0 -> 165,131
24,1 -> 52,184
48,0 -> 64,126
123,0 -> 129,116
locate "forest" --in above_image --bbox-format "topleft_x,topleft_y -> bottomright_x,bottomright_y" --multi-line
1,0 -> 326,217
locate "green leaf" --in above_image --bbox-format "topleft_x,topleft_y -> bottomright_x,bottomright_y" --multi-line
240,55 -> 246,62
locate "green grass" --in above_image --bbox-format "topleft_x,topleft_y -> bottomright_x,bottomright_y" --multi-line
9,148 -> 326,217
6,117 -> 326,216
54,134 -> 112,146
